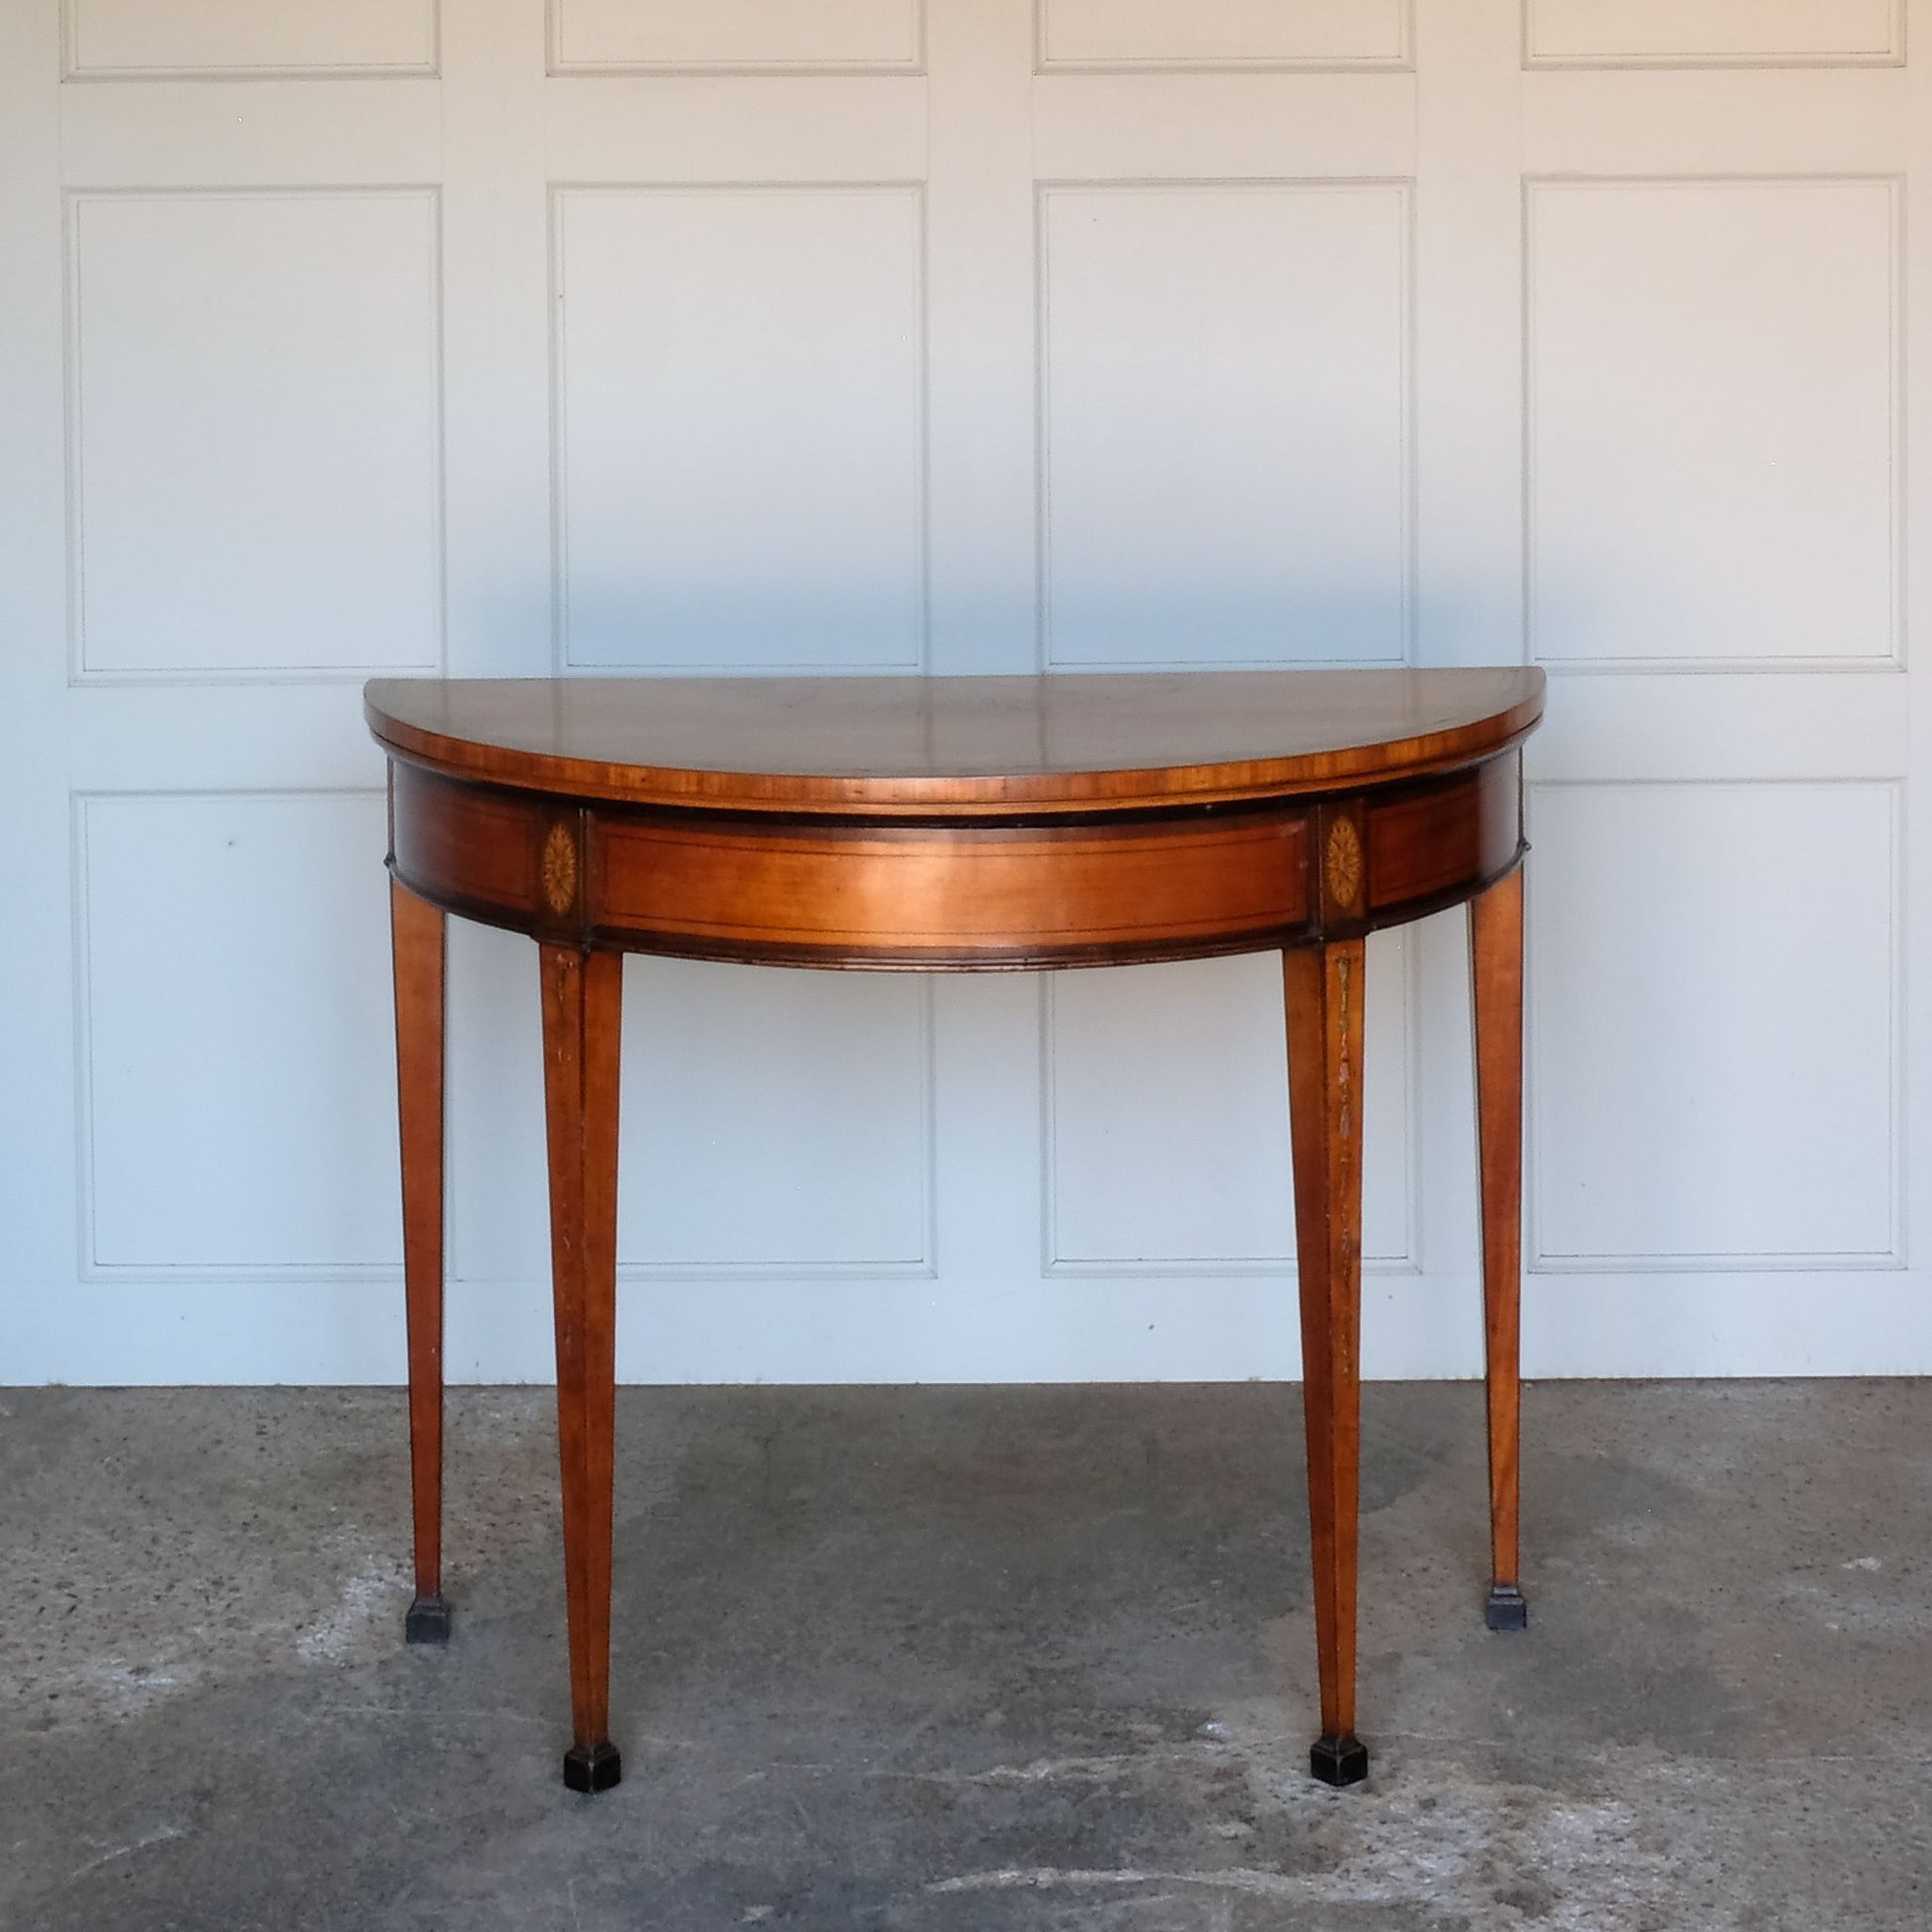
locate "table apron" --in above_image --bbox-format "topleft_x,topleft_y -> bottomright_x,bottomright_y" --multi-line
387,752 -> 1522,969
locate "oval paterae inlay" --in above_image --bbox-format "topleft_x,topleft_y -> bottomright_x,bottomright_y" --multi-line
542,821 -> 578,915
1324,815 -> 1363,912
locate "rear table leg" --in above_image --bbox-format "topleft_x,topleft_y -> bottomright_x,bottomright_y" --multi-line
1471,866 -> 1528,1633
392,877 -> 452,1645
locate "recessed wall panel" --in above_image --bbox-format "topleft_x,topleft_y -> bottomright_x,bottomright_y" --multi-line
1039,0 -> 1409,69
1048,941 -> 1412,1270
1530,783 -> 1898,1268
552,0 -> 920,70
1040,182 -> 1410,669
79,793 -> 401,1273
1527,178 -> 1897,670
554,187 -> 925,672
69,191 -> 442,680
66,0 -> 437,76
621,959 -> 930,1270
1525,0 -> 1901,67
446,938 -> 931,1278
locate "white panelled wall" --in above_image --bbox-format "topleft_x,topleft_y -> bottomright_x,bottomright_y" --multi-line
0,0 -> 1927,1384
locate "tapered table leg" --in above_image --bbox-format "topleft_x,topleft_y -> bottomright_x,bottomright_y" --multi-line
539,944 -> 624,1793
1471,865 -> 1528,1633
391,877 -> 452,1645
1283,940 -> 1369,1787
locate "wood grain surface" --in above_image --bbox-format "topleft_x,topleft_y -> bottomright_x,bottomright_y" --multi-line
366,669 -> 1544,816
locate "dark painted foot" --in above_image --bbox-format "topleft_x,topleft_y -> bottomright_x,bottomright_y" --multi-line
404,1593 -> 452,1644
1309,1732 -> 1369,1787
563,1741 -> 622,1794
1485,1584 -> 1529,1632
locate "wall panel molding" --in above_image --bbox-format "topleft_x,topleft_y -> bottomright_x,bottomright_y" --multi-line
62,0 -> 439,80
548,0 -> 924,75
1036,0 -> 1412,72
1040,937 -> 1421,1277
1526,778 -> 1904,1273
549,182 -> 929,674
1525,175 -> 1902,675
1523,0 -> 1903,69
1036,178 -> 1415,672
441,929 -> 937,1288
72,787 -> 401,1282
614,974 -> 938,1283
65,186 -> 446,685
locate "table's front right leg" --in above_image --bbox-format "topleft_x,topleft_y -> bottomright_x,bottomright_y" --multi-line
539,944 -> 624,1794
391,876 -> 452,1645
1283,940 -> 1369,1788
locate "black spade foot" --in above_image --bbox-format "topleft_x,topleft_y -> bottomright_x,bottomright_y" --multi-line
404,1593 -> 452,1645
563,1741 -> 622,1794
1485,1585 -> 1530,1632
1309,1732 -> 1369,1787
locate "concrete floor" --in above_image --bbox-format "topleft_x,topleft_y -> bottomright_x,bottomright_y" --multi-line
3,1382 -> 1930,1930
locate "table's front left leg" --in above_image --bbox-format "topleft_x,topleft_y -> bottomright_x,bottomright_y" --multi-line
391,877 -> 452,1645
1471,864 -> 1528,1633
539,944 -> 624,1794
1283,940 -> 1369,1788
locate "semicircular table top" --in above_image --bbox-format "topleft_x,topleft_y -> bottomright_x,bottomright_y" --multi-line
365,667 -> 1546,816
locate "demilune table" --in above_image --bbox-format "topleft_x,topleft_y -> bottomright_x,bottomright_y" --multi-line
365,667 -> 1546,1794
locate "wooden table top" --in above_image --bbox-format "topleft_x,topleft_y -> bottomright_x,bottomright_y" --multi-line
366,668 -> 1545,816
